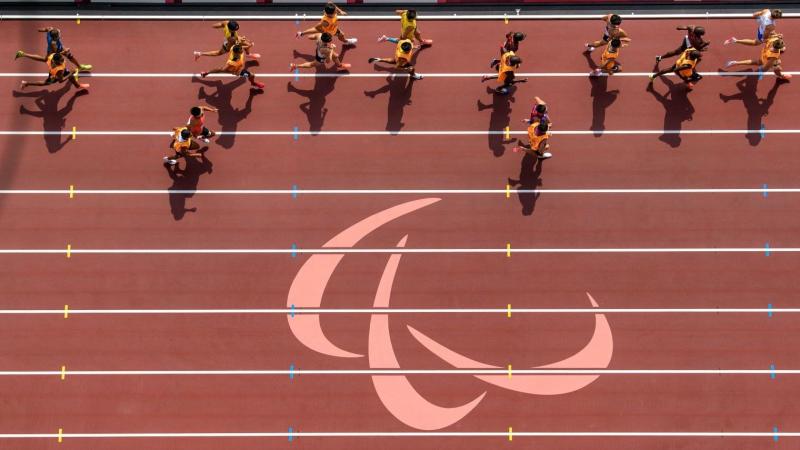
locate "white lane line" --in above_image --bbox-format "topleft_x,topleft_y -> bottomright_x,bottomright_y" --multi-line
0,369 -> 797,376
0,431 -> 798,438
0,247 -> 792,255
0,129 -> 797,136
0,308 -> 795,315
0,71 -> 794,78
3,13 -> 800,20
0,188 -> 795,195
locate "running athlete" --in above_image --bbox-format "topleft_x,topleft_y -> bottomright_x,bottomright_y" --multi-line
194,20 -> 260,60
297,2 -> 358,47
200,44 -> 266,90
164,127 -> 204,166
649,48 -> 703,89
18,52 -> 89,90
482,51 -> 526,94
523,97 -> 551,126
724,9 -> 782,46
15,26 -> 92,71
368,39 -> 424,80
187,105 -> 218,143
377,10 -> 433,47
591,38 -> 625,76
585,14 -> 631,53
290,32 -> 351,71
490,31 -> 526,69
514,120 -> 552,160
725,34 -> 791,80
656,25 -> 710,62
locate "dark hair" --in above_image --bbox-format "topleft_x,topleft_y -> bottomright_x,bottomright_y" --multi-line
232,44 -> 243,53
400,41 -> 412,52
190,106 -> 202,117
513,32 -> 526,42
693,26 -> 705,37
773,9 -> 783,19
610,38 -> 621,48
537,121 -> 550,134
535,104 -> 547,114
406,10 -> 417,20
321,32 -> 332,43
509,55 -> 522,66
773,39 -> 785,51
688,50 -> 701,60
324,3 -> 336,15
610,14 -> 622,25
48,29 -> 60,40
180,129 -> 191,140
51,53 -> 64,64
227,20 -> 239,32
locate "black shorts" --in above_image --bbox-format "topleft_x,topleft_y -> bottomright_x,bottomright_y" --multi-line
198,127 -> 211,138
315,52 -> 326,63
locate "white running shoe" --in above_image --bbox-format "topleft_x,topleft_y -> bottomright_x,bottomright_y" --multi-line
193,51 -> 201,61
723,37 -> 737,45
163,157 -> 177,165
725,60 -> 736,68
202,138 -> 210,144
412,73 -> 423,80
538,152 -> 553,160
345,38 -> 358,45
377,35 -> 388,43
584,44 -> 595,52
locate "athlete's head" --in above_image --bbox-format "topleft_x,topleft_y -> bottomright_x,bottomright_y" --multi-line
610,14 -> 622,26
48,29 -> 61,40
610,38 -> 621,49
227,21 -> 239,32
400,41 -> 413,52
772,9 -> 783,19
406,9 -> 417,20
773,38 -> 785,51
535,103 -> 547,114
536,120 -> 550,134
190,106 -> 202,117
508,55 -> 522,66
688,50 -> 702,60
321,32 -> 333,43
51,53 -> 64,65
693,26 -> 706,37
513,32 -> 526,42
324,3 -> 336,15
232,45 -> 243,57
180,129 -> 191,140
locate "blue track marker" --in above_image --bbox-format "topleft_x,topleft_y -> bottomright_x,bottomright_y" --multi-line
758,68 -> 764,81
294,68 -> 300,82
290,304 -> 295,317
291,184 -> 298,199
770,364 -> 776,379
288,426 -> 294,442
774,426 -> 779,442
768,303 -> 773,318
763,183 -> 768,198
760,123 -> 766,139
765,242 -> 770,256
294,14 -> 299,25
293,126 -> 299,141
289,363 -> 295,379
291,243 -> 298,258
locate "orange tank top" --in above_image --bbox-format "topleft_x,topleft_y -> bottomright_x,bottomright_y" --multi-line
761,37 -> 782,64
172,127 -> 192,152
528,122 -> 550,150
675,48 -> 697,77
395,39 -> 413,61
321,13 -> 338,34
499,51 -> 517,74
602,43 -> 619,62
46,54 -> 66,78
227,48 -> 245,72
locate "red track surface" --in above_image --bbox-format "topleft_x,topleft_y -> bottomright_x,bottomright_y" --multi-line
1,17 -> 800,450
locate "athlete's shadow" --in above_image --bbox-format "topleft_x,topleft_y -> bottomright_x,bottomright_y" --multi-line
477,87 -> 516,157
719,75 -> 787,146
288,47 -> 350,132
12,83 -> 88,153
584,52 -> 619,137
507,152 -> 543,216
192,69 -> 263,149
646,76 -> 694,148
164,152 -> 213,221
364,46 -> 427,134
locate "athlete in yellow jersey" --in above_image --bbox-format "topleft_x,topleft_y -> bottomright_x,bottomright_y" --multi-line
514,120 -> 553,160
725,33 -> 791,80
368,39 -> 424,80
19,51 -> 89,90
200,44 -> 265,90
481,51 -> 526,95
591,38 -> 626,76
377,10 -> 433,47
164,127 -> 205,166
297,2 -> 358,47
649,48 -> 703,89
194,20 -> 260,61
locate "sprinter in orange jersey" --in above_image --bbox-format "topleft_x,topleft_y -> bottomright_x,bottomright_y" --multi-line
514,120 -> 552,160
368,38 -> 423,80
649,48 -> 703,89
200,44 -> 265,90
481,50 -> 526,95
591,38 -> 626,76
164,127 -> 205,166
378,9 -> 433,47
296,2 -> 358,47
19,51 -> 89,90
725,34 -> 791,80
194,20 -> 260,61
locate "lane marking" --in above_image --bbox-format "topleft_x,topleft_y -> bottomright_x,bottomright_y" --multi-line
288,426 -> 293,442
508,427 -> 513,441
60,365 -> 66,380
765,243 -> 770,256
63,305 -> 69,319
762,184 -> 768,198
290,244 -> 298,258
771,364 -> 777,379
774,426 -> 780,442
65,244 -> 71,259
7,187 -> 800,196
2,369 -> 800,376
760,123 -> 766,139
506,243 -> 511,257
0,307 -> 799,315
68,185 -> 74,199
4,13 -> 800,20
289,364 -> 295,380
290,304 -> 295,318
57,428 -> 62,443
71,126 -> 76,140
504,126 -> 510,140
292,126 -> 299,141
508,364 -> 512,379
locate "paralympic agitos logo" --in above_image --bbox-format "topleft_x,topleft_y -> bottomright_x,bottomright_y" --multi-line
287,198 -> 613,430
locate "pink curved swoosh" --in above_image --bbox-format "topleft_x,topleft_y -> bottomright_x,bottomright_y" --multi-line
408,292 -> 613,395
287,198 -> 441,358
369,236 -> 486,430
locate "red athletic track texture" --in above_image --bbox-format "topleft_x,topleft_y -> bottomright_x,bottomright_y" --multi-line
1,18 -> 800,450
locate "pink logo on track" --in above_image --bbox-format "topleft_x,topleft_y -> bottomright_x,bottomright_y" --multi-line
287,198 -> 614,430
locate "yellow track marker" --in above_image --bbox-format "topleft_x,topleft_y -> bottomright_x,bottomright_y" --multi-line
76,14 -> 80,25
507,304 -> 511,318
66,244 -> 71,259
71,126 -> 76,140
504,126 -> 510,140
508,364 -> 512,378
506,243 -> 511,258
68,184 -> 74,199
60,365 -> 66,380
508,426 -> 513,441
504,14 -> 508,25
505,184 -> 510,198
58,428 -> 63,443
63,305 -> 69,319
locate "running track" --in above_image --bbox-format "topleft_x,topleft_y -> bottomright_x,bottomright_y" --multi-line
1,15 -> 800,450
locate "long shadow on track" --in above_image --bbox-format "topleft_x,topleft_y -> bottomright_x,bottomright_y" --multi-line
719,74 -> 787,146
363,45 -> 428,134
192,70 -> 263,149
12,83 -> 88,153
583,52 -> 620,137
477,86 -> 516,157
164,153 -> 213,221
507,152 -> 543,216
287,46 -> 351,133
646,76 -> 694,148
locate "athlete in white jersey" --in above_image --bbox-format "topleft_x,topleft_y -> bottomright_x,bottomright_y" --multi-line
724,8 -> 782,46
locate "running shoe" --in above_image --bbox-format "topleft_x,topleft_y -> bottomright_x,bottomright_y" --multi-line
338,63 -> 352,70
648,73 -> 657,81
723,37 -> 737,45
252,81 -> 265,90
200,71 -> 209,78
193,51 -> 201,61
368,57 -> 379,63
14,50 -> 24,60
78,64 -> 92,71
584,44 -> 595,52
481,75 -> 491,82
295,31 -> 302,39
538,152 -> 553,160
655,55 -> 662,62
377,35 -> 388,43
724,60 -> 736,68
412,73 -> 423,80
421,39 -> 434,46
163,157 -> 177,165
202,138 -> 210,144
345,38 -> 358,45
78,83 -> 90,90
289,63 -> 297,71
